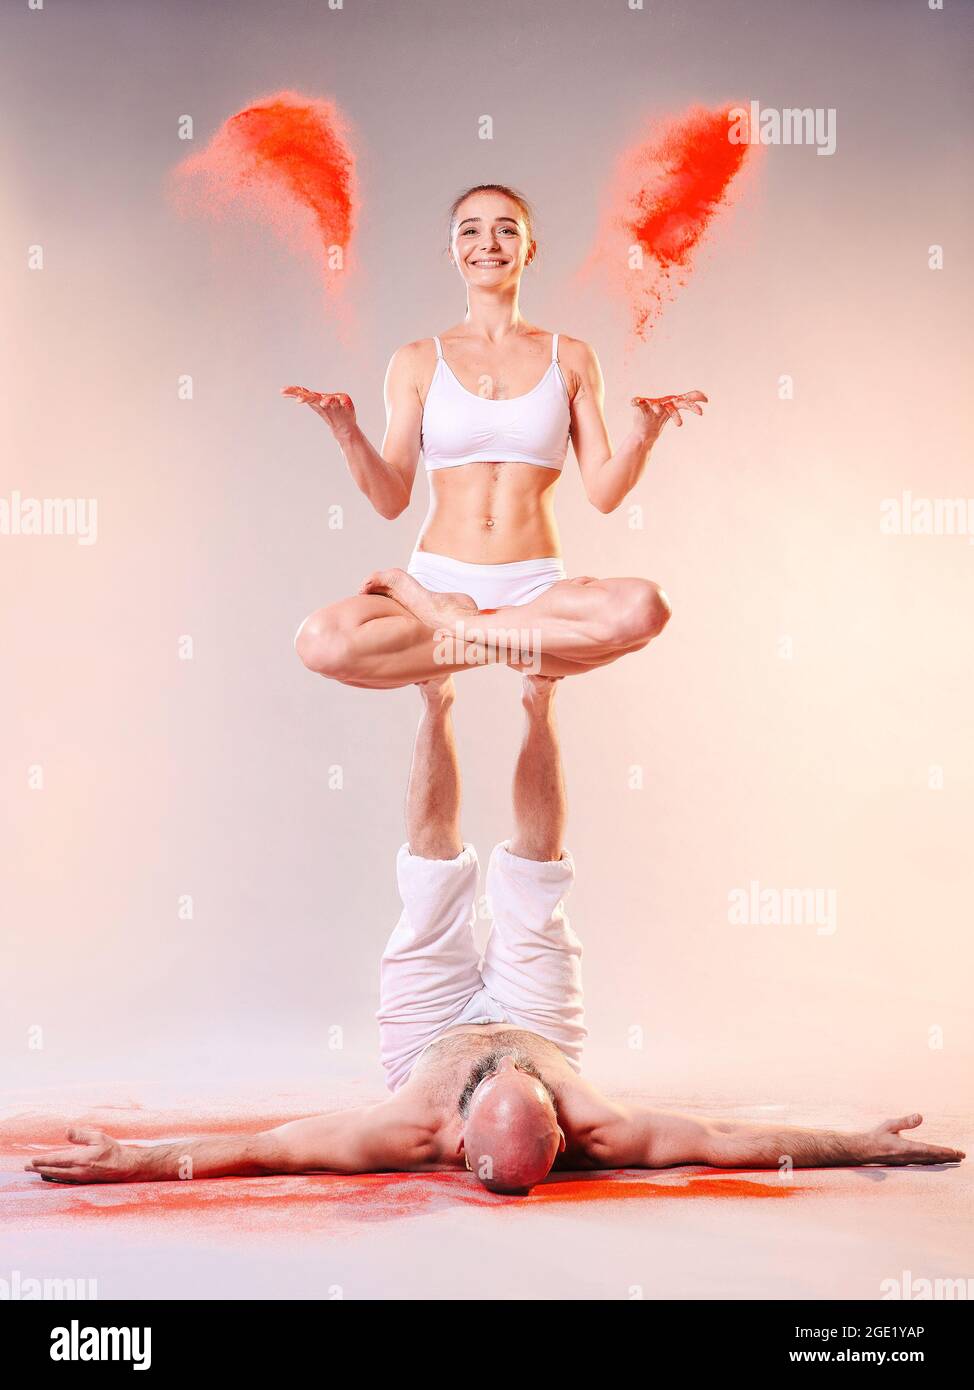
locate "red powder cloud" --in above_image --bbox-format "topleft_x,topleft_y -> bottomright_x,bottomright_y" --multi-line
581,105 -> 752,339
170,90 -> 360,305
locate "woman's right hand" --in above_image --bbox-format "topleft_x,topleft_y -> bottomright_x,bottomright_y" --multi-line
282,385 -> 357,440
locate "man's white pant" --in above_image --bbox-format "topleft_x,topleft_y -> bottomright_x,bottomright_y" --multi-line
377,840 -> 586,1091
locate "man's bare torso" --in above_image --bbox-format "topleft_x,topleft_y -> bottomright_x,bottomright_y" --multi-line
394,1023 -> 612,1169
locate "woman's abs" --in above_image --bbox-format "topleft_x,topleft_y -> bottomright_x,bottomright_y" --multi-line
417,460 -> 561,564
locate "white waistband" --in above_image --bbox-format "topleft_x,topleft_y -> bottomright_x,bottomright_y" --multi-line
408,549 -> 566,578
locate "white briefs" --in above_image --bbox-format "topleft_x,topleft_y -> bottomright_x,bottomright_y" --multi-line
376,840 -> 587,1091
406,549 -> 567,610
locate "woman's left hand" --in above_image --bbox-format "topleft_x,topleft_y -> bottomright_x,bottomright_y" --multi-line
632,390 -> 708,443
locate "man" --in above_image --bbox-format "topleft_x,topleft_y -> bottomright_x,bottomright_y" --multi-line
25,676 -> 964,1194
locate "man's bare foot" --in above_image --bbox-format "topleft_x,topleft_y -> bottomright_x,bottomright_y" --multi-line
359,569 -> 478,630
417,673 -> 456,709
521,672 -> 561,712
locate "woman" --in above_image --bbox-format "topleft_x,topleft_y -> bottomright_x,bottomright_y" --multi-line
284,183 -> 706,687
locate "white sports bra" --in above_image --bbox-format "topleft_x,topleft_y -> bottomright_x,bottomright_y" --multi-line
421,333 -> 571,472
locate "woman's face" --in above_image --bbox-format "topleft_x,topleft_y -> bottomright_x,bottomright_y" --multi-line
449,192 -> 534,288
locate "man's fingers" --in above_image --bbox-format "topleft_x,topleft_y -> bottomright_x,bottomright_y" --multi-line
888,1154 -> 954,1167
901,1141 -> 965,1163
36,1169 -> 89,1183
664,402 -> 683,426
885,1113 -> 923,1134
67,1127 -> 108,1146
24,1126 -> 112,1172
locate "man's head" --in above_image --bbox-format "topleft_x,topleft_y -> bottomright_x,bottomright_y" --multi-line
457,1049 -> 565,1194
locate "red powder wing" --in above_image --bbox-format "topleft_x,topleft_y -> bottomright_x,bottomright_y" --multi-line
582,105 -> 752,338
170,90 -> 360,301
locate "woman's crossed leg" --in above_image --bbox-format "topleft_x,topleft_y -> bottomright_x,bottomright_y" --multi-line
294,569 -> 672,689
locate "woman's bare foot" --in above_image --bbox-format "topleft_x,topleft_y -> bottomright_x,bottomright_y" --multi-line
359,569 -> 478,630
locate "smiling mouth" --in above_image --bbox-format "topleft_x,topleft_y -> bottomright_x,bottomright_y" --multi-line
471,259 -> 507,267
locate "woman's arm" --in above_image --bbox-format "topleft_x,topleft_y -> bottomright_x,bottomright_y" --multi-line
567,340 -> 706,514
282,343 -> 424,520
24,1104 -> 439,1184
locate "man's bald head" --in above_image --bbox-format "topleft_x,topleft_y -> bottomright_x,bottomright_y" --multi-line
458,1050 -> 565,1194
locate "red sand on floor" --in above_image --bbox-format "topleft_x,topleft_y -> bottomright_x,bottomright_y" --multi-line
3,1171 -> 798,1230
2,1107 -> 801,1234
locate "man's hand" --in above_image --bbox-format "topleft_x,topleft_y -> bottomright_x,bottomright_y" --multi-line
856,1113 -> 965,1166
24,1128 -> 144,1185
703,1110 -> 965,1170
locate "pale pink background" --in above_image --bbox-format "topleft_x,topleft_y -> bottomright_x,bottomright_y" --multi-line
2,0 -> 972,1124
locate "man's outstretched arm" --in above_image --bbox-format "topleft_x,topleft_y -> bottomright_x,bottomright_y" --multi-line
24,1103 -> 437,1185
585,1107 -> 965,1171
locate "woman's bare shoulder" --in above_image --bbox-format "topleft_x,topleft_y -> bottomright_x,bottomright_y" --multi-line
556,332 -> 598,363
555,334 -> 601,401
391,337 -> 439,363
384,338 -> 438,395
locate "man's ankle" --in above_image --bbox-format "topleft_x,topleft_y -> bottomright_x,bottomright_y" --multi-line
418,674 -> 456,710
